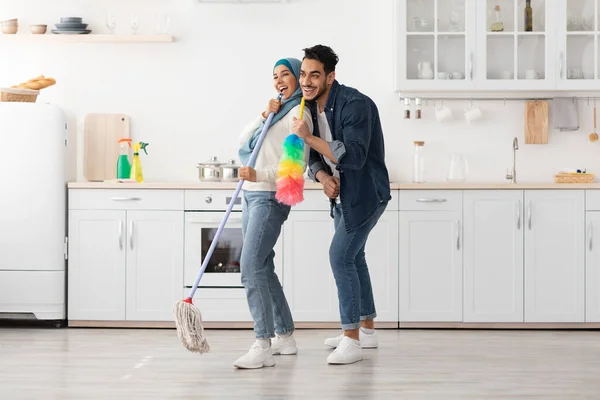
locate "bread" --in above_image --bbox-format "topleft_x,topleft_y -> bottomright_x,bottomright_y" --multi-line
11,75 -> 56,90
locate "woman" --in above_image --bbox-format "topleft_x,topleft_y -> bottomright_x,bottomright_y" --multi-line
233,57 -> 313,369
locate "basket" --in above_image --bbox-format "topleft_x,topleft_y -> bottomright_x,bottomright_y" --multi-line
554,173 -> 595,183
0,88 -> 38,103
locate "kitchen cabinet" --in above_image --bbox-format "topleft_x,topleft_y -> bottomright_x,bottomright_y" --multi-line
524,190 -> 585,322
463,191 -> 524,323
67,190 -> 184,323
68,210 -> 127,320
394,0 -> 600,93
282,211 -> 338,322
399,190 -> 463,322
585,212 -> 600,322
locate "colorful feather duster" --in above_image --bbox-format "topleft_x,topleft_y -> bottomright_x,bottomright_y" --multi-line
275,97 -> 306,206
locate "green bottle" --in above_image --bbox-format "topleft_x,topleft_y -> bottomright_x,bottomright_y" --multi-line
116,138 -> 132,179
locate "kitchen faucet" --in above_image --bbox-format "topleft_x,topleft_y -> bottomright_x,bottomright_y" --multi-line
506,137 -> 519,183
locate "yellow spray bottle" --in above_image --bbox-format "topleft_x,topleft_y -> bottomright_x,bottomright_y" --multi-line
130,142 -> 149,183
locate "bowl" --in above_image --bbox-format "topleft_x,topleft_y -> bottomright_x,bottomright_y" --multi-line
60,17 -> 82,23
30,24 -> 47,34
2,18 -> 18,25
2,24 -> 18,34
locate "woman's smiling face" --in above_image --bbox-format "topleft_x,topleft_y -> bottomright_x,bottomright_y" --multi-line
273,65 -> 296,100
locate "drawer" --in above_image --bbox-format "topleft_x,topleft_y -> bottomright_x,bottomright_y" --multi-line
399,190 -> 462,211
69,189 -> 184,210
586,190 -> 600,210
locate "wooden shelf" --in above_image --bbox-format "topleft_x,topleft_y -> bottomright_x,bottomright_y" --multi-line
0,34 -> 174,43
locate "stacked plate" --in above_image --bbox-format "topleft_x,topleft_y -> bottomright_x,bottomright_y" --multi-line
52,17 -> 90,34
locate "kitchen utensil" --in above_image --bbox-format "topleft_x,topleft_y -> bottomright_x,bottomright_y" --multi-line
221,159 -> 241,182
589,106 -> 598,142
447,153 -> 469,182
197,156 -> 225,182
524,101 -> 548,144
30,25 -> 47,34
174,92 -> 284,354
83,113 -> 130,181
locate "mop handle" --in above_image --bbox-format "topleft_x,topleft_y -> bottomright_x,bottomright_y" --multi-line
187,92 -> 283,299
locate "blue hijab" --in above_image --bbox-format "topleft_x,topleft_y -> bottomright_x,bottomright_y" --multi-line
238,57 -> 303,167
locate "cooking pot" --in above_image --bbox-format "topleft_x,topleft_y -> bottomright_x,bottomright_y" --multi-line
221,159 -> 241,182
197,156 -> 225,182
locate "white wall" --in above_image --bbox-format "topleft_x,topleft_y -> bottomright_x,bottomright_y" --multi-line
0,0 -> 598,184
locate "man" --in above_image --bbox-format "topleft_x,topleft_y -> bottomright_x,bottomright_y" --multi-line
291,44 -> 391,365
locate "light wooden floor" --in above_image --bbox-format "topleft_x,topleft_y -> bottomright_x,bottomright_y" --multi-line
1,327 -> 599,399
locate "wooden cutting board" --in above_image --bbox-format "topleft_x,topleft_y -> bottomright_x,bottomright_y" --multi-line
524,101 -> 548,144
84,114 -> 130,181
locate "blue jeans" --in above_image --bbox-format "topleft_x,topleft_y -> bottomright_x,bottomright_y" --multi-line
240,190 -> 294,339
330,201 -> 387,330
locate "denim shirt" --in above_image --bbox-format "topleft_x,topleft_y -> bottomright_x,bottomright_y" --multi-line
307,80 -> 391,232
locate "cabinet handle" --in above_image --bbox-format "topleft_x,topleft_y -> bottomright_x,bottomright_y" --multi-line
589,221 -> 593,251
516,200 -> 521,230
559,51 -> 564,79
456,220 -> 460,250
469,52 -> 473,80
188,218 -> 243,224
129,220 -> 134,250
528,200 -> 532,230
118,220 -> 123,250
111,197 -> 142,202
416,198 -> 447,203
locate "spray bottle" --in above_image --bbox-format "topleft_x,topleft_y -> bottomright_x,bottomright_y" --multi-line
116,138 -> 132,179
130,142 -> 149,183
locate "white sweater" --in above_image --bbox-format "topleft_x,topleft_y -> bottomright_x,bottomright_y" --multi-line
238,104 -> 313,192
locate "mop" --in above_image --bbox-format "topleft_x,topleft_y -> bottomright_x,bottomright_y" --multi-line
174,93 -> 285,354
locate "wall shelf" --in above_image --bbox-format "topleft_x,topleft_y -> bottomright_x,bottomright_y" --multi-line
0,34 -> 174,43
196,0 -> 287,3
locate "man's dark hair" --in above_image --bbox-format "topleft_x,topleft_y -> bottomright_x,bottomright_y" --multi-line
302,45 -> 339,75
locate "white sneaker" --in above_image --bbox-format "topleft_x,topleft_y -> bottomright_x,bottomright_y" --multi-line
271,334 -> 298,355
326,336 -> 363,365
324,328 -> 378,349
233,341 -> 276,369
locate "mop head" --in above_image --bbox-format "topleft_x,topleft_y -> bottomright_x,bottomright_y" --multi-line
173,298 -> 210,354
275,133 -> 305,206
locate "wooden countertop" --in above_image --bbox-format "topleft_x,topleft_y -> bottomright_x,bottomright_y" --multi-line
67,181 -> 600,190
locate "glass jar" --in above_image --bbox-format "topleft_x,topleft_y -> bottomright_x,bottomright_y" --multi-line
412,141 -> 425,183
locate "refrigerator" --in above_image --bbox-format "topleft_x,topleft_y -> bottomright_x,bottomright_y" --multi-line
0,102 -> 67,323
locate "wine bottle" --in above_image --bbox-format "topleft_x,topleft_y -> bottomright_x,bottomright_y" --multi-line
525,0 -> 533,31
491,5 -> 504,32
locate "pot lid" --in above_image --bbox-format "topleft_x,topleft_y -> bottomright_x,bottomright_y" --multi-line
223,159 -> 241,168
197,156 -> 225,166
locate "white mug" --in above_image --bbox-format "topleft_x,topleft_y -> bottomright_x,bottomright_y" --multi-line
501,71 -> 513,79
464,104 -> 482,123
436,105 -> 453,122
437,72 -> 452,79
452,72 -> 464,80
526,70 -> 542,79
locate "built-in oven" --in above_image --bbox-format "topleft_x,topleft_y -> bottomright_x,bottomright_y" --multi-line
184,189 -> 283,289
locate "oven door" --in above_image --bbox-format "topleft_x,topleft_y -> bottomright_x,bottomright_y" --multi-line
184,211 -> 244,288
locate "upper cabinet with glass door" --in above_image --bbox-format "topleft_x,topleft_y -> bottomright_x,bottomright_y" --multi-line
394,0 -> 477,92
475,0 -> 555,91
555,0 -> 600,90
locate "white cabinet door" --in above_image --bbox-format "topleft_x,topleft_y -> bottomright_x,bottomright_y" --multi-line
365,211 -> 399,323
463,191 -> 524,322
555,0 -> 599,90
68,210 -> 126,320
586,212 -> 600,322
282,211 -> 338,322
394,0 -> 477,93
399,211 -> 462,322
475,0 -> 556,91
524,190 -> 585,322
125,211 -> 184,321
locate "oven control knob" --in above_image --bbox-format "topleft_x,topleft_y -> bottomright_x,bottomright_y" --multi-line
205,196 -> 212,204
